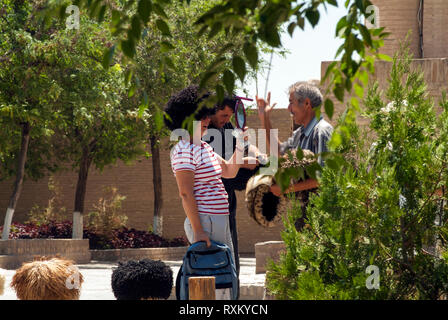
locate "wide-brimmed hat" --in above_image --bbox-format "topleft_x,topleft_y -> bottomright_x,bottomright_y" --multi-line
245,149 -> 316,228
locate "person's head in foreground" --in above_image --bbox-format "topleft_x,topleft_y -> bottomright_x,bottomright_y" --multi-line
11,257 -> 83,300
164,84 -> 215,137
111,259 -> 173,300
0,273 -> 5,296
288,82 -> 323,126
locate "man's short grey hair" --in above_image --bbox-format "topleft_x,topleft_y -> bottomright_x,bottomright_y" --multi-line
288,81 -> 323,109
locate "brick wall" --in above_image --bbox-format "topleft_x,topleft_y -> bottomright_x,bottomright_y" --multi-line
371,0 -> 448,59
422,0 -> 448,58
321,58 -> 448,128
371,0 -> 421,58
0,239 -> 90,269
90,246 -> 188,262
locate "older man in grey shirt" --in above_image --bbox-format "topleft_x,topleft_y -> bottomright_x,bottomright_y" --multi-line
256,82 -> 333,227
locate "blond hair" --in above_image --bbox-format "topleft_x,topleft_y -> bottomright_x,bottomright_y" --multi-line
0,274 -> 5,296
11,257 -> 83,300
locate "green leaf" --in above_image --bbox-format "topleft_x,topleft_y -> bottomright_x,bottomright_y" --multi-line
138,0 -> 152,23
355,0 -> 365,11
223,70 -> 235,94
264,29 -> 281,47
156,19 -> 171,36
128,83 -> 136,98
208,22 -> 222,40
216,84 -> 225,103
354,83 -> 364,99
295,147 -> 304,160
315,107 -> 321,120
138,94 -> 148,118
98,5 -> 107,23
287,22 -> 296,37
124,69 -> 133,85
335,17 -> 347,37
378,53 -> 392,62
351,97 -> 360,110
160,40 -> 174,53
297,16 -> 305,30
130,15 -> 142,40
163,56 -> 175,69
243,42 -> 258,69
121,39 -> 135,58
329,131 -> 342,149
102,45 -> 116,69
333,84 -> 345,102
324,98 -> 334,119
359,70 -> 369,87
197,25 -> 208,38
324,157 -> 339,171
359,24 -> 373,46
208,57 -> 227,73
199,71 -> 217,89
111,9 -> 121,26
232,56 -> 246,82
305,162 -> 321,180
305,9 -> 320,28
153,3 -> 168,19
154,108 -> 164,132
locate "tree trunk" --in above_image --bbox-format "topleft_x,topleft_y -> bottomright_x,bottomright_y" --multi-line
151,136 -> 163,236
72,146 -> 92,239
2,122 -> 30,240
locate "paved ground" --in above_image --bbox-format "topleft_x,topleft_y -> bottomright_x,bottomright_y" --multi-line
0,256 -> 266,300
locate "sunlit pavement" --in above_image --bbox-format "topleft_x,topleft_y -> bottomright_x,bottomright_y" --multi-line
0,257 -> 266,300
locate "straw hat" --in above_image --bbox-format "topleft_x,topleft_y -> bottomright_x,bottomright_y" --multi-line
245,149 -> 316,227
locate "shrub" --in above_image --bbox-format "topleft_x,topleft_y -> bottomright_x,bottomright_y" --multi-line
1,222 -> 188,249
26,176 -> 70,226
266,45 -> 448,299
85,187 -> 128,239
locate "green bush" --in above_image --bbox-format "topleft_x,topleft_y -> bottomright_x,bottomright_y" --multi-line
266,45 -> 448,300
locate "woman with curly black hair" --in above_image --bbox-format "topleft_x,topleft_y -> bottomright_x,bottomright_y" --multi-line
165,85 -> 257,261
111,259 -> 173,300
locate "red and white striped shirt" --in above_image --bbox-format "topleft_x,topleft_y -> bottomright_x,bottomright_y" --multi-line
171,140 -> 229,215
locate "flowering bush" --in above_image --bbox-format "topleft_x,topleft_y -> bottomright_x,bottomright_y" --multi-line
1,221 -> 188,249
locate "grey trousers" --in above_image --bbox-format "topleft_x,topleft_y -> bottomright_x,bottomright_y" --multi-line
184,214 -> 235,262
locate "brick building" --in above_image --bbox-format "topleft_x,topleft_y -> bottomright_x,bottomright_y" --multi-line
322,0 -> 448,126
1,0 -> 447,253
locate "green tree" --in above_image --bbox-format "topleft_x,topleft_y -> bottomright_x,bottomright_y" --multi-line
125,0 -> 258,235
45,0 -> 390,192
0,0 -> 71,239
266,46 -> 448,300
0,1 -> 149,239
48,16 -> 148,239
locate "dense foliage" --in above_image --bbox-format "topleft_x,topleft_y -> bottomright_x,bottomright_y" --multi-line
266,46 -> 448,300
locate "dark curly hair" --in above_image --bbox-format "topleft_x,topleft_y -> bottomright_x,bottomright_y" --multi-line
164,85 -> 215,131
215,96 -> 238,112
111,259 -> 173,300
